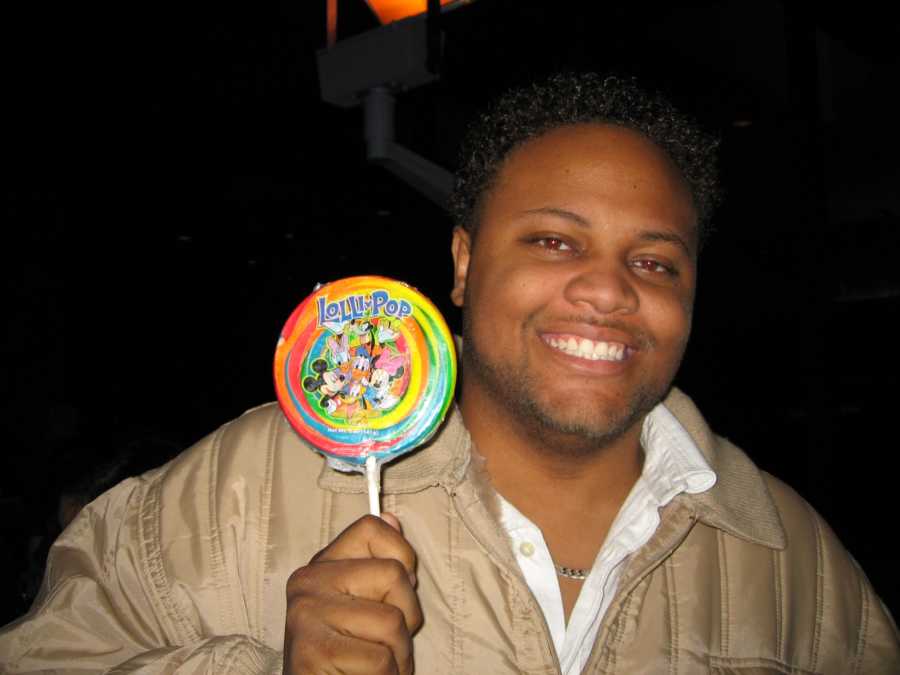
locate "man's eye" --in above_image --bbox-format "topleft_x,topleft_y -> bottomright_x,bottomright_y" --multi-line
633,259 -> 676,275
534,237 -> 572,252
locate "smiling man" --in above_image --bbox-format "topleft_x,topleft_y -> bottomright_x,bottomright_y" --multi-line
1,74 -> 897,674
453,124 -> 696,450
450,120 -> 704,633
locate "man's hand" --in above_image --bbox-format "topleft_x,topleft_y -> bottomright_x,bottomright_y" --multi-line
283,513 -> 423,674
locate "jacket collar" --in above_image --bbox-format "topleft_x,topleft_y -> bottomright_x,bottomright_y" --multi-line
662,388 -> 787,550
316,388 -> 786,550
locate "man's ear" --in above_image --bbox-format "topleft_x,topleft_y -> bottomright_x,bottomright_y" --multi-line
450,227 -> 471,308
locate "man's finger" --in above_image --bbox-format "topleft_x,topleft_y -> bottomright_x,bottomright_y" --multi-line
313,514 -> 417,581
288,626 -> 405,675
332,560 -> 424,634
320,593 -> 414,674
289,558 -> 423,634
380,511 -> 402,532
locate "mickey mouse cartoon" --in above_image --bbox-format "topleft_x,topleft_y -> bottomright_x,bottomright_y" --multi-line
302,358 -> 346,415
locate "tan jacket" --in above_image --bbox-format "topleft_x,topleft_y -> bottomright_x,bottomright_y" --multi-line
1,389 -> 897,673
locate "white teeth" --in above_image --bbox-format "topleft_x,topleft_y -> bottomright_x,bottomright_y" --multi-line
546,336 -> 627,362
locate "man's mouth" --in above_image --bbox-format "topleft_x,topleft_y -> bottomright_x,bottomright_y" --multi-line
542,335 -> 629,362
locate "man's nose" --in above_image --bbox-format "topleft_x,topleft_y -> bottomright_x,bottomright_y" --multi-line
562,262 -> 639,315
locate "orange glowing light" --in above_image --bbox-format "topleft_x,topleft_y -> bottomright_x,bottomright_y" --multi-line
364,0 -> 455,24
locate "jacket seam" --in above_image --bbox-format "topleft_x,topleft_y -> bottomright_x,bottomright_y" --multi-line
384,492 -> 397,514
448,494 -> 462,674
851,568 -> 871,675
609,590 -> 632,672
320,488 -> 333,550
139,475 -> 201,643
500,551 -> 545,671
773,547 -> 784,661
207,423 -> 235,633
805,500 -> 824,672
255,405 -> 278,643
665,555 -> 679,675
707,653 -> 820,674
716,529 -> 730,656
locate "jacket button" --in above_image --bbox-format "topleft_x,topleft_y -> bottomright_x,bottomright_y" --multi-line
519,541 -> 535,557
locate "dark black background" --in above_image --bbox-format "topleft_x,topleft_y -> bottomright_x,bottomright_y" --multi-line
4,0 -> 899,625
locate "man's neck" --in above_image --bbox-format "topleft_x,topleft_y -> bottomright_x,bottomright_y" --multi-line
458,382 -> 645,562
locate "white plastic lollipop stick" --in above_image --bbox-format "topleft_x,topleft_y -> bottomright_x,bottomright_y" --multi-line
366,455 -> 381,517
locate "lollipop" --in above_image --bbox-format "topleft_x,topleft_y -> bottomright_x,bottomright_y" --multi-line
274,276 -> 457,515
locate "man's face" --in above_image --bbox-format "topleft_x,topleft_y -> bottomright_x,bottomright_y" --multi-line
451,123 -> 698,452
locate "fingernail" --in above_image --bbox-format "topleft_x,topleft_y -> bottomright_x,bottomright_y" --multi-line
381,512 -> 402,532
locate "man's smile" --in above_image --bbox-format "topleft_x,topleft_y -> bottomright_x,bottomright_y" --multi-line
541,333 -> 631,362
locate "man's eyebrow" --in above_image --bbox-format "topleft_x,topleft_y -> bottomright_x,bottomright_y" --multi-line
520,207 -> 591,227
638,229 -> 693,257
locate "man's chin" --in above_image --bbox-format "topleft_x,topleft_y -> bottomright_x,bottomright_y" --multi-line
474,381 -> 636,453
462,336 -> 664,450
519,399 -> 647,451
526,375 -> 675,447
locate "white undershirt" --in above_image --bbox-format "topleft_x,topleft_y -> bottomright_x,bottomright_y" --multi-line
497,403 -> 717,675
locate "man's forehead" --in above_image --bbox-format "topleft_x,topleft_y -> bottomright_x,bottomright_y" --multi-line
501,123 -> 683,175
479,124 -> 698,244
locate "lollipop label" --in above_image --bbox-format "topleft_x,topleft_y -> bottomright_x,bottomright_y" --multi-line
316,289 -> 412,328
275,276 -> 457,466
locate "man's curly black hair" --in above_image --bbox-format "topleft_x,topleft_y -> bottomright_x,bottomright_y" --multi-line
449,72 -> 721,248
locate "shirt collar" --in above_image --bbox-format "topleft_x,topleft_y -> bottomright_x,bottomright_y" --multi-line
639,403 -> 717,508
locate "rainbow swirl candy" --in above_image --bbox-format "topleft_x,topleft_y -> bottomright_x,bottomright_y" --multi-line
274,276 -> 457,467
